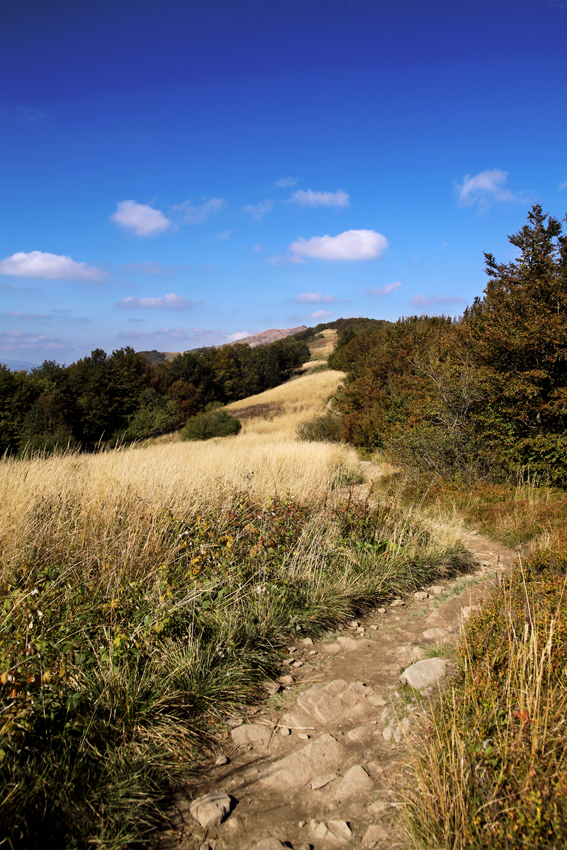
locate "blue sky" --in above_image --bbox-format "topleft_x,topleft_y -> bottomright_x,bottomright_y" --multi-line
1,0 -> 566,367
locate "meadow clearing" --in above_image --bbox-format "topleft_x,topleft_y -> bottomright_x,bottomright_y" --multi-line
0,359 -> 475,849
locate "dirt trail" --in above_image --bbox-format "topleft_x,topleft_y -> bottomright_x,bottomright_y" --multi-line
160,464 -> 518,850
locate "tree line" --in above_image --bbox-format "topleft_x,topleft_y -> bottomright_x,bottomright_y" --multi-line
0,336 -> 311,455
329,206 -> 567,484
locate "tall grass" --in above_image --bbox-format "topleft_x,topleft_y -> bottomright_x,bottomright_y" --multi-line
0,372 -> 475,849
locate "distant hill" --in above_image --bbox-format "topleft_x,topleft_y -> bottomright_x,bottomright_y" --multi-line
228,326 -> 308,348
140,326 -> 308,365
0,359 -> 39,372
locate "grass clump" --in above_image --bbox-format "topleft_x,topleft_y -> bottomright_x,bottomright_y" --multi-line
403,550 -> 567,849
180,405 -> 242,441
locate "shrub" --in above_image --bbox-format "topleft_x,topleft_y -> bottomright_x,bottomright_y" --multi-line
297,410 -> 344,443
180,407 -> 242,441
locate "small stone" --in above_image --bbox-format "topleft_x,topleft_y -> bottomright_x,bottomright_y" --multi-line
380,707 -> 392,723
252,839 -> 286,850
264,682 -> 282,695
410,646 -> 427,662
292,660 -> 304,668
298,732 -> 310,740
377,607 -> 386,614
327,820 -> 352,841
301,637 -> 314,646
283,658 -> 294,665
311,772 -> 337,789
423,628 -> 448,640
298,820 -> 307,828
370,624 -> 378,631
199,844 -> 211,850
309,649 -> 317,655
226,815 -> 243,831
393,724 -> 403,743
279,726 -> 291,736
215,755 -> 229,766
231,723 -> 272,748
382,723 -> 394,742
357,626 -> 365,633
228,714 -> 243,728
189,792 -> 232,828
311,820 -> 330,840
369,694 -> 386,707
399,658 -> 448,690
414,591 -> 429,600
430,585 -> 445,595
335,764 -> 373,800
363,823 -> 388,847
349,619 -> 360,629
287,646 -> 297,653
279,674 -> 293,685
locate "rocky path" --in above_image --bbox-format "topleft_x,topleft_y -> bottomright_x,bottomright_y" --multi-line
161,467 -> 518,850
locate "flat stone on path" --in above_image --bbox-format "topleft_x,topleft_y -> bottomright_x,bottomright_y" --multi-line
260,733 -> 346,789
189,792 -> 232,828
252,839 -> 286,850
335,765 -> 373,801
363,823 -> 389,847
231,723 -> 272,748
399,657 -> 448,690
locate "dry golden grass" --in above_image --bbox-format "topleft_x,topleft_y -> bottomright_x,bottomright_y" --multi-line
0,368 -> 359,578
227,367 -> 345,439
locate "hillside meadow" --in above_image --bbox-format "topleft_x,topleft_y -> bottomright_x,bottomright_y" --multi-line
0,364 -> 475,849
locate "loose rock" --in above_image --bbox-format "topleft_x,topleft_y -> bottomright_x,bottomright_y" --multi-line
231,723 -> 272,748
399,657 -> 448,690
363,823 -> 389,846
327,819 -> 353,841
215,755 -> 229,766
423,628 -> 448,640
189,792 -> 232,828
335,765 -> 373,800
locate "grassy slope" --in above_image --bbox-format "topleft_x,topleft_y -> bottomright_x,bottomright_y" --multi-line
0,361 -> 474,850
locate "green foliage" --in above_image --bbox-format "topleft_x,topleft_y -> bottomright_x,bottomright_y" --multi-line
0,491 -> 472,848
297,409 -> 344,443
180,407 -> 242,440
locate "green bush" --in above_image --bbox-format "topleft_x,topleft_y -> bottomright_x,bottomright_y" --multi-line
180,407 -> 242,441
297,410 -> 343,443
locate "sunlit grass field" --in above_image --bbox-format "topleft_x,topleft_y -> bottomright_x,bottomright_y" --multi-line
0,362 -> 475,849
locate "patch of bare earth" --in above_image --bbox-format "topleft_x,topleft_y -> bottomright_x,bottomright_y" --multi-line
156,465 -> 518,850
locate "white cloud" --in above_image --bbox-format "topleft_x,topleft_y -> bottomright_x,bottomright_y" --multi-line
242,199 -> 274,220
215,230 -> 234,240
456,170 -> 521,208
226,331 -> 250,342
294,292 -> 338,303
275,177 -> 298,188
117,292 -> 193,310
291,189 -> 350,208
0,250 -> 105,282
111,200 -> 172,236
366,282 -> 402,296
290,229 -> 388,261
0,330 -> 64,350
310,310 -> 334,320
411,294 -> 465,308
173,198 -> 225,224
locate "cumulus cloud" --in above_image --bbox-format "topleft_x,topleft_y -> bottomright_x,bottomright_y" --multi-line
366,282 -> 402,296
111,200 -> 172,236
0,330 -> 64,350
226,331 -> 250,342
291,189 -> 350,208
456,170 -> 522,208
411,294 -> 465,308
275,177 -> 298,188
0,251 -> 105,282
310,309 -> 334,320
242,199 -> 274,220
294,292 -> 338,304
290,229 -> 388,261
117,292 -> 193,310
173,198 -> 225,224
